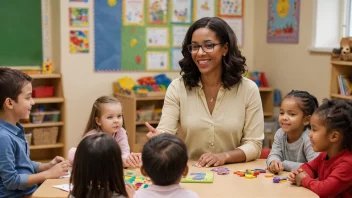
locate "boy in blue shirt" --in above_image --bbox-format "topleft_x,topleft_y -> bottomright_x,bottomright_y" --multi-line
0,68 -> 69,198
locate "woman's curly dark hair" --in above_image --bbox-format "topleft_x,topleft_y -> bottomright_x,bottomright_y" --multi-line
179,17 -> 246,90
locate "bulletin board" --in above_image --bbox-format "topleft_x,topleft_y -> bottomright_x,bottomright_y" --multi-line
94,0 -> 244,72
0,0 -> 43,66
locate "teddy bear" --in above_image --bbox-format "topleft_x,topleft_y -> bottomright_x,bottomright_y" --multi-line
332,37 -> 352,61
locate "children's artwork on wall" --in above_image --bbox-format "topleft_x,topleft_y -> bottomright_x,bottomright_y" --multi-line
70,0 -> 88,2
194,0 -> 215,21
123,0 -> 144,25
69,8 -> 89,27
94,0 -> 122,71
146,51 -> 169,71
148,0 -> 168,24
267,0 -> 300,43
222,18 -> 244,47
171,0 -> 192,23
69,30 -> 89,53
218,0 -> 244,17
172,48 -> 182,71
146,27 -> 169,47
172,25 -> 189,47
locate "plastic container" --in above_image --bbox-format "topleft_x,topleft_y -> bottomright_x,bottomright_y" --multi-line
136,110 -> 153,122
30,111 -> 60,124
30,112 -> 45,124
32,86 -> 54,98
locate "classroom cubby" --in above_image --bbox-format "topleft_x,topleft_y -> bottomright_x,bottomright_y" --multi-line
330,60 -> 352,100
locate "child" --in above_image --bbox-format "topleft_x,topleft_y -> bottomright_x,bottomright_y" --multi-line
0,67 -> 69,198
67,96 -> 141,167
288,99 -> 352,197
70,133 -> 134,198
133,133 -> 198,198
267,90 -> 319,173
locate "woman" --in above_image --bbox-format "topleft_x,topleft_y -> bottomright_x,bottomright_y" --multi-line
146,17 -> 264,167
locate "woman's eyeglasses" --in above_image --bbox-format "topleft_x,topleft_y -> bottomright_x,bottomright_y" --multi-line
187,43 -> 223,53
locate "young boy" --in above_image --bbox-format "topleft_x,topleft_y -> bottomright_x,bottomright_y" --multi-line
0,68 -> 69,198
133,133 -> 198,198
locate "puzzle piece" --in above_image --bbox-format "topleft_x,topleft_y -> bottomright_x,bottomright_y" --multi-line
124,172 -> 150,190
211,167 -> 230,175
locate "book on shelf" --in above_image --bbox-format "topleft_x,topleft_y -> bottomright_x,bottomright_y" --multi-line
338,75 -> 352,96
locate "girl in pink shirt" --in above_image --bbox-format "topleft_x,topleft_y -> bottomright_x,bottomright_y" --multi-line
68,96 -> 141,167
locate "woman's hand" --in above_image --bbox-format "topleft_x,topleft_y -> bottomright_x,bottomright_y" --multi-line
125,152 -> 142,167
145,122 -> 161,140
269,160 -> 284,174
198,152 -> 228,167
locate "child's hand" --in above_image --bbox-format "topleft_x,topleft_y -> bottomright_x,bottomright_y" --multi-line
49,156 -> 65,168
269,160 -> 283,174
46,161 -> 69,179
295,171 -> 308,186
125,183 -> 136,198
126,153 -> 142,167
287,170 -> 298,184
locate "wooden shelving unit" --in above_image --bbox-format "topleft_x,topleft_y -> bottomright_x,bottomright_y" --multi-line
114,86 -> 274,152
330,60 -> 352,99
22,73 -> 66,161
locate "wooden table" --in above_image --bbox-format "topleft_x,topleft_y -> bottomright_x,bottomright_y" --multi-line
33,159 -> 318,198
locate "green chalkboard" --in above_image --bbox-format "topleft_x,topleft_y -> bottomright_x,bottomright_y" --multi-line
0,0 -> 43,66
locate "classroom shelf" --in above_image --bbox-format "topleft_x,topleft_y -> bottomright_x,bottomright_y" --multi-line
330,94 -> 352,100
33,97 -> 65,104
331,60 -> 352,66
30,143 -> 64,150
259,87 -> 274,92
329,60 -> 352,101
22,122 -> 64,128
30,73 -> 61,79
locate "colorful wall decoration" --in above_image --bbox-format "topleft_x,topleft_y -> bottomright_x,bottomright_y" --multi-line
267,0 -> 300,43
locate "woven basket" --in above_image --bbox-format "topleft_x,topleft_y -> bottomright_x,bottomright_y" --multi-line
341,54 -> 352,61
32,127 -> 59,145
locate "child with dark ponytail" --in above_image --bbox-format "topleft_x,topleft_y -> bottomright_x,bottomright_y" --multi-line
288,99 -> 352,197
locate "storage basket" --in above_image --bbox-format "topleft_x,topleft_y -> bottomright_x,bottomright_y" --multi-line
32,127 -> 59,145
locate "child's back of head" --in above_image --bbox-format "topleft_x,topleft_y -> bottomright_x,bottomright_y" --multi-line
70,133 -> 127,198
142,133 -> 188,186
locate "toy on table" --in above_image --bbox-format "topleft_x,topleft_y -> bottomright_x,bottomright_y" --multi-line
273,176 -> 287,183
181,172 -> 214,183
211,167 -> 230,175
233,168 -> 266,179
124,171 -> 150,190
115,77 -> 135,95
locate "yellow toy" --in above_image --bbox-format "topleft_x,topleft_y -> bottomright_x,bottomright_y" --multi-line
42,60 -> 53,74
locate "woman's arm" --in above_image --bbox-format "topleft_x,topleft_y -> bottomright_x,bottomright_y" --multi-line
236,83 -> 264,162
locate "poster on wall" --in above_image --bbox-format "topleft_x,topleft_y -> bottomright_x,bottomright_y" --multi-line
148,0 -> 168,24
172,48 -> 182,71
69,8 -> 89,27
218,0 -> 243,18
172,25 -> 189,47
171,0 -> 192,23
123,0 -> 144,25
267,0 -> 300,43
146,51 -> 169,71
194,0 -> 215,21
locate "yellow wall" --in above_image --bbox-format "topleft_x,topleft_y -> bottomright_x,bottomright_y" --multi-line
254,0 -> 330,102
60,1 -> 256,152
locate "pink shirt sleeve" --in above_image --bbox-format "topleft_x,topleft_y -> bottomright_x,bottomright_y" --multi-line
114,127 -> 130,162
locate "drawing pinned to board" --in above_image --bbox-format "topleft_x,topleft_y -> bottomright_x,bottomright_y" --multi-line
69,8 -> 88,27
69,0 -> 88,2
70,30 -> 89,53
135,55 -> 142,64
147,51 -> 169,71
171,0 -> 192,23
146,28 -> 169,47
222,18 -> 244,47
130,38 -> 138,47
172,26 -> 189,47
123,0 -> 144,25
107,0 -> 117,7
148,0 -> 168,24
218,0 -> 244,17
194,0 -> 215,21
172,48 -> 183,71
267,0 -> 300,43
